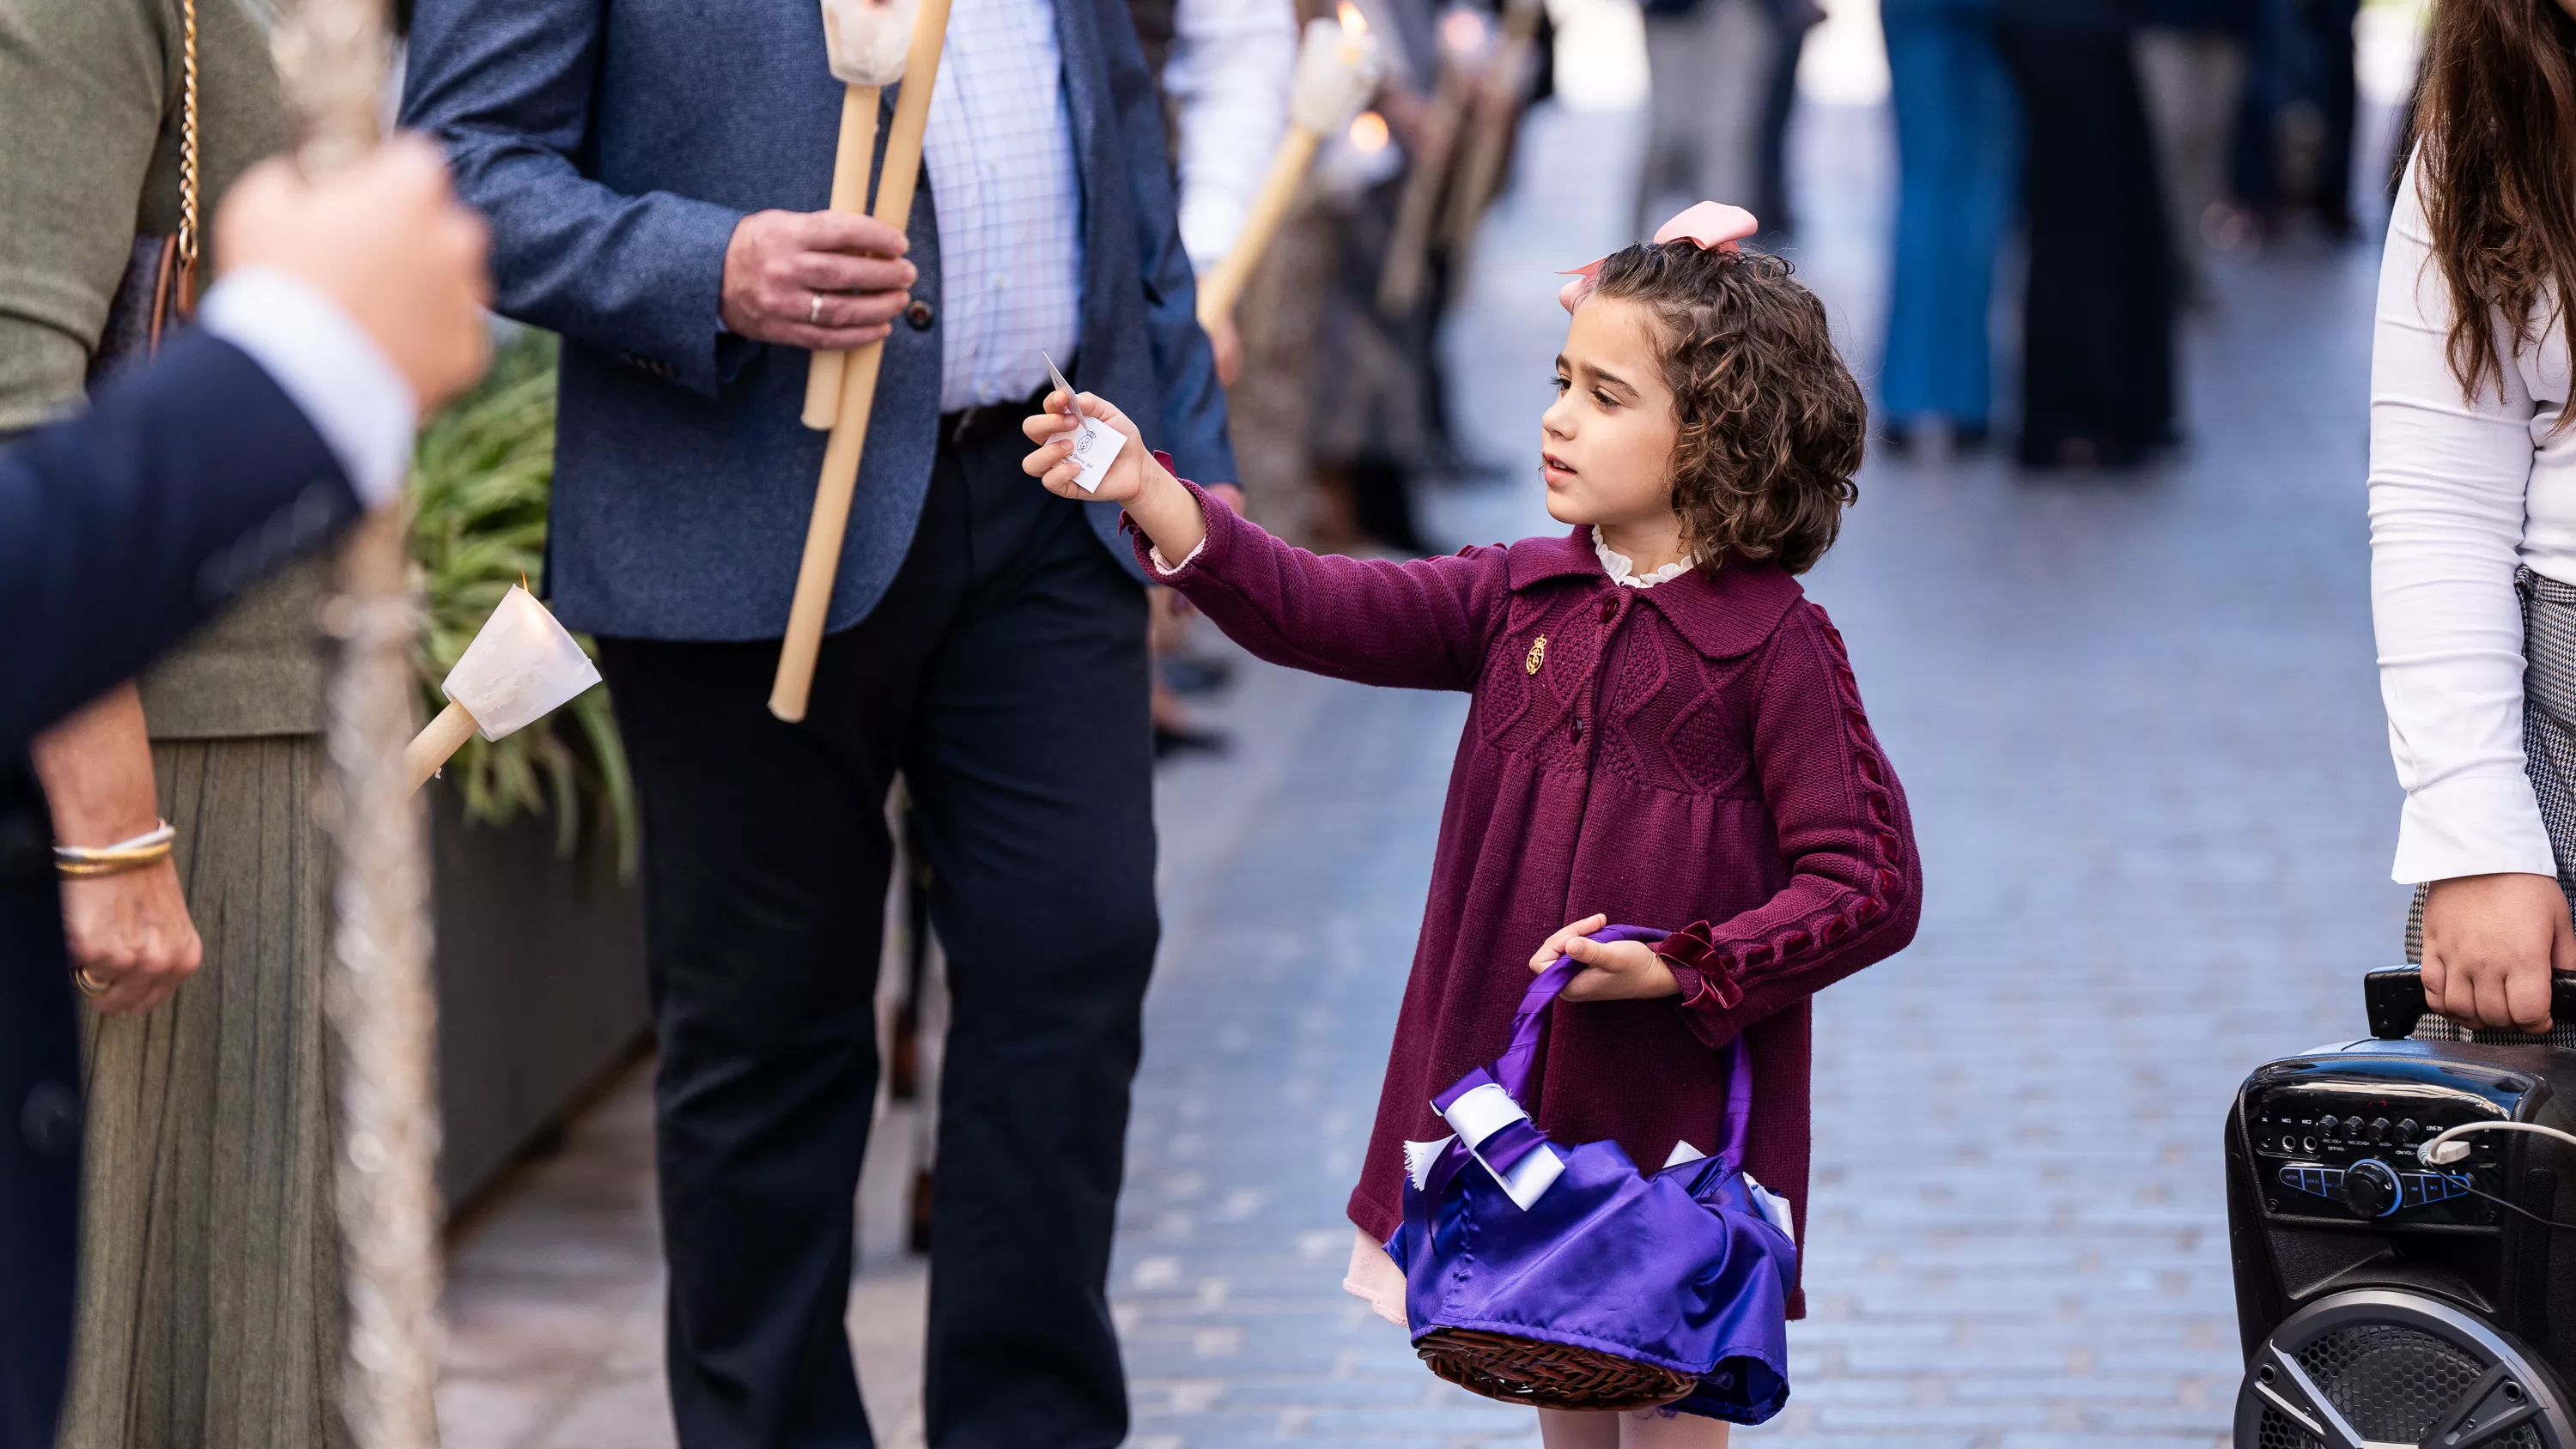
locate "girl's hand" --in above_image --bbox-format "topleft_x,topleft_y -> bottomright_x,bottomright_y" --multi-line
1528,912 -> 1680,1003
1021,388 -> 1150,502
1020,389 -> 1211,563
2421,873 -> 2576,1033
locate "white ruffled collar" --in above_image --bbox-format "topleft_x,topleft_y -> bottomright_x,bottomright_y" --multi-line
1592,527 -> 1692,589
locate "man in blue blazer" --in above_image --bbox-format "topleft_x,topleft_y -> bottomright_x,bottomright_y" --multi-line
1,144 -> 489,1449
402,4 -> 1238,1445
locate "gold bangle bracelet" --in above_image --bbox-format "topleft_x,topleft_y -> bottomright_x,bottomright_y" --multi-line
54,821 -> 177,878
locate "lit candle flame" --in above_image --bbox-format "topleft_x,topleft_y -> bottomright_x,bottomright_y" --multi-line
1338,1 -> 1367,37
1348,110 -> 1389,154
1440,8 -> 1486,54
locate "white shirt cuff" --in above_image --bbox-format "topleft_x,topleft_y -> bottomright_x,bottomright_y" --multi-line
1148,536 -> 1207,576
198,267 -> 418,510
2392,771 -> 2562,885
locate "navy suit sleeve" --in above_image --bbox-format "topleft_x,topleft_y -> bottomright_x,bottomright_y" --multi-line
400,0 -> 744,398
0,333 -> 361,752
1101,0 -> 1240,486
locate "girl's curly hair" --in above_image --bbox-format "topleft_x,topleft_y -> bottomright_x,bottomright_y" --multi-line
1587,241 -> 1866,576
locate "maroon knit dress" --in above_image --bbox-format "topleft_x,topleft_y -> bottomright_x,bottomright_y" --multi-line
1140,482 -> 1923,1316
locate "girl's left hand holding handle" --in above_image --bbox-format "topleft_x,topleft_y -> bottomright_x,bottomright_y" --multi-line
1530,912 -> 1680,1002
1020,390 -> 1210,563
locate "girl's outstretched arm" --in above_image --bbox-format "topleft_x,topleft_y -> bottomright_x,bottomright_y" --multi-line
1024,391 -> 1508,690
1655,601 -> 1923,1046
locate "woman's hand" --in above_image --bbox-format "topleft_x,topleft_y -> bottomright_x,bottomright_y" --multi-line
60,865 -> 203,1016
31,685 -> 203,1016
2421,872 -> 2576,1033
1021,389 -> 1209,562
1528,912 -> 1680,1003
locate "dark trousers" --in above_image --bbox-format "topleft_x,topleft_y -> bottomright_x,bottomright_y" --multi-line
1996,20 -> 2176,466
0,762 -> 78,1449
596,423 -> 1158,1449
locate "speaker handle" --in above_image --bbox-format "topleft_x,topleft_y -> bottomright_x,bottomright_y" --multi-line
2365,966 -> 2576,1039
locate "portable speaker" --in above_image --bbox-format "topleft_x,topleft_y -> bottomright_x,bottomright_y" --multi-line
2227,970 -> 2576,1448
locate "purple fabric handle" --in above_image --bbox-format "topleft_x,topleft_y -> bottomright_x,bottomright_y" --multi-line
1711,1026 -> 1753,1175
1492,924 -> 1672,1102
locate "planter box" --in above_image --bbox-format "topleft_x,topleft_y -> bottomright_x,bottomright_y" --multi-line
428,791 -> 650,1208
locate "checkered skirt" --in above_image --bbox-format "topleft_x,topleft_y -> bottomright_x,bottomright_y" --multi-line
2406,566 -> 2576,1048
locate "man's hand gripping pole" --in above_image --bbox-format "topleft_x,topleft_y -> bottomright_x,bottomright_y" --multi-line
772,0 -> 952,722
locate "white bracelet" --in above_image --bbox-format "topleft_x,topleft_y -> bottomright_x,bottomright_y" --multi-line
53,820 -> 178,877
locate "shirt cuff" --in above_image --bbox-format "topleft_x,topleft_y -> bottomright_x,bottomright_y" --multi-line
1148,536 -> 1208,576
2392,771 -> 2561,885
198,267 -> 418,510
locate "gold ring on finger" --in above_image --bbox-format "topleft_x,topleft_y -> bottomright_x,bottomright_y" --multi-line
74,967 -> 109,998
810,291 -> 824,325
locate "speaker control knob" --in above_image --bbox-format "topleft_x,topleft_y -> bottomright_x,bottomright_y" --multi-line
2342,1158 -> 2401,1219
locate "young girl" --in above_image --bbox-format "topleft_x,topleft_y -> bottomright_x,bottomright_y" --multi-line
1024,205 -> 1920,1446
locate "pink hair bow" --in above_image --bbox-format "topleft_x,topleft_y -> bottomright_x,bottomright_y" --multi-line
1557,201 -> 1760,313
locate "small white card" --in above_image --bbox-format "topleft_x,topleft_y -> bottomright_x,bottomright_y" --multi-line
1045,352 -> 1126,494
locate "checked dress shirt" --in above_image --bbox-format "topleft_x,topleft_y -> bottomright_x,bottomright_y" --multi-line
920,0 -> 1086,414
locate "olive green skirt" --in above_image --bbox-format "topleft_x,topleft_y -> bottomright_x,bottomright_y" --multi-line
60,735 -> 346,1449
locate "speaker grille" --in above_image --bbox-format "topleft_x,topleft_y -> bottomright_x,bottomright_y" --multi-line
2257,1325 -> 2546,1449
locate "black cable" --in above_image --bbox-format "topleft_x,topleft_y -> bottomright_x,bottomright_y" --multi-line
2458,1179 -> 2576,1234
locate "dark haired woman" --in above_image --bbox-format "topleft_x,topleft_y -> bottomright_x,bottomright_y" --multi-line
1022,204 -> 1923,1444
2372,0 -> 2576,1037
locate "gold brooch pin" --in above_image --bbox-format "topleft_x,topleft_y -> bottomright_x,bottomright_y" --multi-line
1525,635 -> 1547,675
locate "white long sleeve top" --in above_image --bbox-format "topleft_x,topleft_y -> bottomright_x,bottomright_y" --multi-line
1160,0 -> 1297,272
2370,157 -> 2576,885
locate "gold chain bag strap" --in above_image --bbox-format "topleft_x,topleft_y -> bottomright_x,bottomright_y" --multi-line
87,0 -> 202,385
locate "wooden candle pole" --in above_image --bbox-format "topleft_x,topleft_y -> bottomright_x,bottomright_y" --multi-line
404,700 -> 479,794
1376,51 -> 1470,318
801,82 -> 884,430
1194,128 -> 1321,331
770,0 -> 953,722
1194,13 -> 1379,335
1439,0 -> 1542,264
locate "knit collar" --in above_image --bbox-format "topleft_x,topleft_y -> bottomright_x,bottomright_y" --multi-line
1506,525 -> 1805,659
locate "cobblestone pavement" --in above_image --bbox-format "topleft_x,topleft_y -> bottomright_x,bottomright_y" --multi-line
438,99 -> 2415,1449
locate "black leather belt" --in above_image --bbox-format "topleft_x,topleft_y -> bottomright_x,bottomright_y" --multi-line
941,383 -> 1054,452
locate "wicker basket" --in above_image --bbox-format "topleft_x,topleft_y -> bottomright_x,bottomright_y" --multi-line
1416,1328 -> 1698,1411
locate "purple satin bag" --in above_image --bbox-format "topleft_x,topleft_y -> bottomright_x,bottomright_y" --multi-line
1388,925 -> 1796,1423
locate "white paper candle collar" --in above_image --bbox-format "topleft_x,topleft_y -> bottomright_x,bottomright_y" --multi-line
1288,9 -> 1385,136
821,0 -> 921,85
442,585 -> 602,740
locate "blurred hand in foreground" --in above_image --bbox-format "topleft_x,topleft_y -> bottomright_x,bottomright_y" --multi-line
2421,872 -> 2575,1034
216,136 -> 493,413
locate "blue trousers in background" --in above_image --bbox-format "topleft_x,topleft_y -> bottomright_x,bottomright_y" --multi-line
1880,8 -> 2020,432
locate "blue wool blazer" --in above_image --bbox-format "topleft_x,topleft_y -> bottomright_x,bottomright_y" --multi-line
398,0 -> 1238,641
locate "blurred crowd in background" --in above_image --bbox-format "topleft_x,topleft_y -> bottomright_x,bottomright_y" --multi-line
1146,0 -> 2419,750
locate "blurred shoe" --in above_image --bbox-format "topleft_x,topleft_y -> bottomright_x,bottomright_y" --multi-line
1880,415 -> 1990,459
1162,655 -> 1235,698
1154,723 -> 1231,761
2019,433 -> 2149,470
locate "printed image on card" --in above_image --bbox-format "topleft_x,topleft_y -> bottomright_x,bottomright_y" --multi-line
1045,352 -> 1127,494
